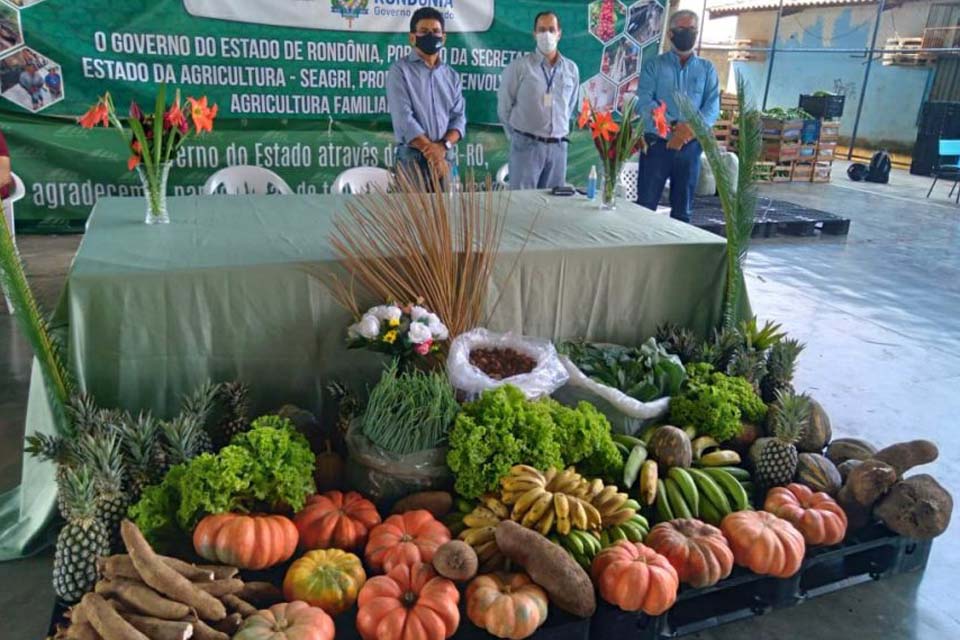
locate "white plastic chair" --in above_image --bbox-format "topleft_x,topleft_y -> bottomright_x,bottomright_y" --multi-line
619,162 -> 639,203
203,166 -> 292,195
2,172 -> 25,314
495,164 -> 509,189
331,167 -> 393,194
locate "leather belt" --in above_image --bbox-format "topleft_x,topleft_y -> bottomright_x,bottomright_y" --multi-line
517,131 -> 569,144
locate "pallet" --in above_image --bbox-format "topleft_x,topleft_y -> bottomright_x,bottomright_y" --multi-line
882,36 -> 935,66
590,522 -> 929,638
689,195 -> 851,237
727,39 -> 767,62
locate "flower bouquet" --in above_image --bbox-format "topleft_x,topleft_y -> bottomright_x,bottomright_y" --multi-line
79,86 -> 217,224
347,303 -> 450,366
578,96 -> 646,210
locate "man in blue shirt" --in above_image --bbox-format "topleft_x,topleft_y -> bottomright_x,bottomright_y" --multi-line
635,10 -> 719,222
497,11 -> 580,190
386,7 -> 466,189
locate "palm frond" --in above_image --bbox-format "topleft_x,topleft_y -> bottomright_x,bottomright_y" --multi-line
0,195 -> 74,434
678,72 -> 761,329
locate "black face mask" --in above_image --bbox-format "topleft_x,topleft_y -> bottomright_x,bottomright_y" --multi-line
670,28 -> 697,53
415,33 -> 444,55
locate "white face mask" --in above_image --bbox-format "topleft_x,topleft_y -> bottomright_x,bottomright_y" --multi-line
536,32 -> 559,55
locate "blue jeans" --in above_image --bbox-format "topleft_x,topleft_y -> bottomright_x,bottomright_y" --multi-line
508,134 -> 568,190
395,145 -> 454,191
635,135 -> 702,222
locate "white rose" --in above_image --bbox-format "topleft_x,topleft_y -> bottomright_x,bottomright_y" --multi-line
431,322 -> 449,341
357,314 -> 381,339
384,305 -> 403,323
410,305 -> 430,322
408,321 -> 432,345
366,305 -> 389,320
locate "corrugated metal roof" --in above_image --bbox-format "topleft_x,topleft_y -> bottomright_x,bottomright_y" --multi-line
707,0 -> 881,17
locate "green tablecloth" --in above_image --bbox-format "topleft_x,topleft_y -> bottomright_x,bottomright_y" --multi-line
1,190 -> 734,559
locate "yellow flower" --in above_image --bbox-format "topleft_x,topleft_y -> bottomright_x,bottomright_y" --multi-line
383,330 -> 398,344
388,318 -> 400,327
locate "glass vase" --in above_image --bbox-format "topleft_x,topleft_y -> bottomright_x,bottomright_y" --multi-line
600,165 -> 622,210
137,162 -> 172,225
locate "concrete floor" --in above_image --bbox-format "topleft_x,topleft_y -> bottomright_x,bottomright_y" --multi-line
1,166 -> 958,638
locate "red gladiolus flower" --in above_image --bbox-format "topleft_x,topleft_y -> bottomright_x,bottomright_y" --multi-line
653,101 -> 670,138
164,101 -> 186,131
129,101 -> 143,121
590,111 -> 619,142
78,100 -> 110,129
187,97 -> 218,134
128,155 -> 141,171
577,98 -> 593,129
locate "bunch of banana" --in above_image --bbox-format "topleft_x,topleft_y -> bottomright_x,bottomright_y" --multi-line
691,436 -> 742,466
553,530 -> 602,570
654,466 -> 754,525
600,507 -> 649,547
457,494 -> 511,572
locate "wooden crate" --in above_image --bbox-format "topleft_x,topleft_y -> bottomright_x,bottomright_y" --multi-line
819,120 -> 841,141
721,92 -> 739,114
817,141 -> 837,160
714,119 -> 736,151
771,162 -> 793,182
798,144 -> 818,161
812,161 -> 832,183
762,118 -> 804,140
763,141 -> 801,162
792,161 -> 815,181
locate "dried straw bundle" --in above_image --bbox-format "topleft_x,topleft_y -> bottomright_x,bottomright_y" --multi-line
327,166 -> 518,338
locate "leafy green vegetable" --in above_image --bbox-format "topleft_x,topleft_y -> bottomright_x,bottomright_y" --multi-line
560,338 -> 686,402
761,107 -> 813,120
128,419 -> 315,548
447,385 -> 622,498
669,363 -> 767,442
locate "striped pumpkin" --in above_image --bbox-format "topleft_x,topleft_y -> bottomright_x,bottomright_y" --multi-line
283,548 -> 367,615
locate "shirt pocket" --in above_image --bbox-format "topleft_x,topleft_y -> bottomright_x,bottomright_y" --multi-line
559,75 -> 578,110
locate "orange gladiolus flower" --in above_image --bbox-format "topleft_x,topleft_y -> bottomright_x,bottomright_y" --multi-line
78,100 -> 110,129
577,98 -> 593,129
187,97 -> 218,134
590,111 -> 619,142
653,101 -> 670,138
128,155 -> 141,170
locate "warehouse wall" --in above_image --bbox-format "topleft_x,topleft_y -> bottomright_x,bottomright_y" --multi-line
716,2 -> 936,151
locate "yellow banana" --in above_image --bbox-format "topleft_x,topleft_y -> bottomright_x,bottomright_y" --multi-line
511,487 -> 545,520
509,465 -> 544,481
601,507 -> 637,527
569,497 -> 588,530
543,468 -> 558,486
463,507 -> 500,528
501,477 -> 545,493
593,485 -> 619,508
536,506 -> 556,535
595,489 -> 629,515
639,460 -> 658,506
521,491 -> 555,528
587,478 -> 605,499
461,526 -> 496,547
553,493 -> 570,535
699,450 -> 742,466
691,436 -> 721,459
583,500 -> 603,529
480,494 -> 510,519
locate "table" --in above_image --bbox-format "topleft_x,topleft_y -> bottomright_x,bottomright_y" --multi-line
0,190 -> 737,559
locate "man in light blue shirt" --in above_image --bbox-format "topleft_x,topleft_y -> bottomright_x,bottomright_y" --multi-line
635,10 -> 719,222
497,11 -> 580,190
386,7 -> 466,189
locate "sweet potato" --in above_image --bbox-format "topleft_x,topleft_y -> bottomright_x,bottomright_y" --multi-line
189,617 -> 230,640
119,613 -> 194,640
65,621 -> 101,640
432,540 -> 478,581
874,474 -> 953,539
197,565 -> 239,580
95,578 -> 191,620
222,594 -> 258,618
82,593 -> 150,640
193,579 -> 244,597
872,440 -> 939,477
495,520 -> 596,617
98,555 -> 215,582
214,613 -> 243,635
237,581 -> 284,607
121,520 -> 226,621
392,491 -> 454,519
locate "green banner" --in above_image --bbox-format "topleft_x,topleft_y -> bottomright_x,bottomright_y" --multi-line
0,0 -> 666,232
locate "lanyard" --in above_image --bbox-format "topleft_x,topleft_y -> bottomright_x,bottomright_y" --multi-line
540,61 -> 559,95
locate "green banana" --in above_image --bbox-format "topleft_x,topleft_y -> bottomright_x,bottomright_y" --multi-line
682,425 -> 698,440
614,441 -> 631,458
655,479 -> 674,522
600,529 -> 611,547
623,498 -> 642,511
717,466 -> 751,481
639,423 -> 659,445
576,530 -> 600,555
456,498 -> 474,514
703,468 -> 752,511
630,513 -> 649,529
613,434 -> 646,449
609,525 -> 628,543
623,444 -> 648,488
687,467 -> 733,516
619,520 -> 644,542
664,477 -> 693,519
698,494 -> 723,525
667,467 -> 700,518
562,532 -> 584,556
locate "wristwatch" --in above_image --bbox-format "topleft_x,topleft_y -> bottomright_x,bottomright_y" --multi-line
443,140 -> 453,150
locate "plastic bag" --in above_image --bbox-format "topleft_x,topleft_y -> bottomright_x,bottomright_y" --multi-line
446,328 -> 569,401
553,355 -> 670,436
345,420 -> 452,507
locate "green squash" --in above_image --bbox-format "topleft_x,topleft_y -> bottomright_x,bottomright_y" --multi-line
795,453 -> 842,496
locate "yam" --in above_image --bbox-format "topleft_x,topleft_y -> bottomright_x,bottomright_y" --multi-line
837,459 -> 862,483
222,594 -> 258,618
119,613 -> 194,640
843,460 -> 898,506
120,520 -> 226,621
432,540 -> 478,581
237,581 -> 284,607
95,578 -> 191,620
197,565 -> 239,581
98,555 -> 215,582
214,613 -> 244,635
189,617 -> 230,640
392,491 -> 454,519
495,520 -> 596,617
193,579 -> 244,597
873,474 -> 953,540
65,621 -> 102,640
872,440 -> 939,477
81,593 -> 150,640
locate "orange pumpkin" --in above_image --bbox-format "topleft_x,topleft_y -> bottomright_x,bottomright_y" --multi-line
356,562 -> 460,640
234,600 -> 334,640
764,483 -> 848,546
365,510 -> 451,573
645,518 -> 734,588
590,541 -> 679,615
721,510 -> 806,578
295,490 -> 382,551
193,513 -> 298,570
466,572 -> 548,640
283,549 -> 367,615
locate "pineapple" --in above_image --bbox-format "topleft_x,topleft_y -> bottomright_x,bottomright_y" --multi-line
760,338 -> 805,403
160,415 -> 206,472
726,343 -> 768,392
655,322 -> 701,364
24,433 -> 73,518
700,327 -> 740,372
53,465 -> 110,603
66,393 -> 101,437
751,390 -> 810,488
80,432 -> 129,551
181,380 -> 220,453
118,411 -> 160,498
737,317 -> 785,351
216,381 -> 251,445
